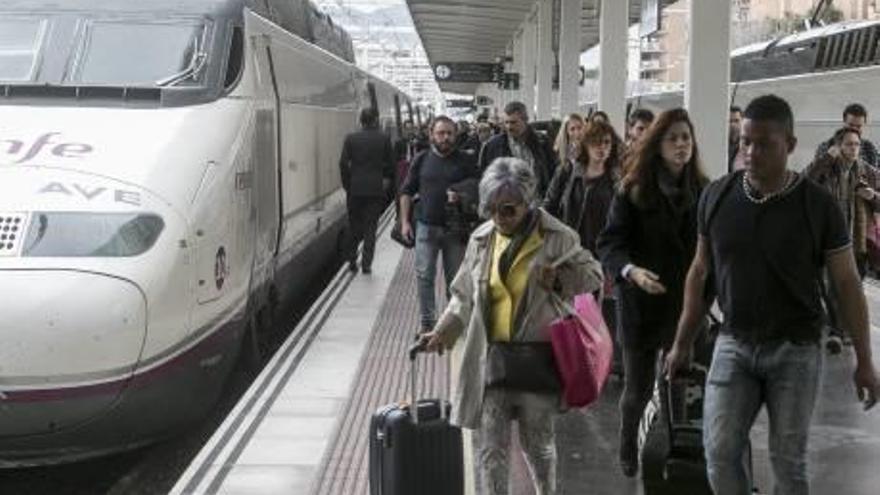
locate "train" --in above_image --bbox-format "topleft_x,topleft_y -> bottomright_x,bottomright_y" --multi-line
601,19 -> 880,169
0,0 -> 422,466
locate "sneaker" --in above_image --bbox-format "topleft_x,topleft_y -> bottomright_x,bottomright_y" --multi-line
362,266 -> 372,275
348,260 -> 358,272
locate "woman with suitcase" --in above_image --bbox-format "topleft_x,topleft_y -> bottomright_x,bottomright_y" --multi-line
421,157 -> 604,495
596,108 -> 709,478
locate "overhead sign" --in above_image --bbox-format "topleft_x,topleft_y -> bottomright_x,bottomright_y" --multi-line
640,0 -> 661,38
500,73 -> 520,91
432,62 -> 498,83
446,99 -> 475,109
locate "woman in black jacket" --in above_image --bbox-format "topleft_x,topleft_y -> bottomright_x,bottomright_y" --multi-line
544,119 -> 620,254
596,108 -> 709,477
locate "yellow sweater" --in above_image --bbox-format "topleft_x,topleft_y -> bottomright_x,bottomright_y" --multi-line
488,229 -> 543,342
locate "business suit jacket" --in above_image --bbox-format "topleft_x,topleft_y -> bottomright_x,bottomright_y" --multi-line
339,127 -> 394,198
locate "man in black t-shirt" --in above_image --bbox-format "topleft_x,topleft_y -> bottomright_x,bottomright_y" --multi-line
666,95 -> 879,495
400,116 -> 479,331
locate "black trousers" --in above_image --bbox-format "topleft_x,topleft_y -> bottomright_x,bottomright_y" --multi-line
619,343 -> 665,462
347,196 -> 384,269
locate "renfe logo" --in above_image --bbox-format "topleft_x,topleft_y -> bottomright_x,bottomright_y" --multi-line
1,132 -> 94,164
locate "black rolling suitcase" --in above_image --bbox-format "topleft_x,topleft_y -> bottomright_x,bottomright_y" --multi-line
369,344 -> 464,495
641,366 -> 754,494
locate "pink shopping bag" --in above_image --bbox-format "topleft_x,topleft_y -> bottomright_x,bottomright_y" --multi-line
549,293 -> 614,408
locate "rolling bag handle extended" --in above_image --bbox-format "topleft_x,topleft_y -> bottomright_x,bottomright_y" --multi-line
407,341 -> 448,425
662,368 -> 704,451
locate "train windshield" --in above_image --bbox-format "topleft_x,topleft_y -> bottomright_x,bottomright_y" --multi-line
73,20 -> 209,87
0,18 -> 47,81
22,212 -> 165,257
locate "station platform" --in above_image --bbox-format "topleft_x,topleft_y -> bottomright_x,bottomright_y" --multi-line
171,212 -> 880,495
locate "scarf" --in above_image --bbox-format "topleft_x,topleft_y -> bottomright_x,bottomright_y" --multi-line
497,209 -> 539,280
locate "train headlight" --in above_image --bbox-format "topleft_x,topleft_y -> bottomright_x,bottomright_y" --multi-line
19,212 -> 165,257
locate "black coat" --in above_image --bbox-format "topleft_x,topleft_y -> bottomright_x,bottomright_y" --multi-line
597,185 -> 704,350
339,128 -> 394,197
543,163 -> 616,253
478,130 -> 557,196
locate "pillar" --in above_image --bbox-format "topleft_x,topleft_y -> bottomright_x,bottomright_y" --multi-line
599,0 -> 629,134
536,0 -> 554,120
559,0 -> 582,115
521,16 -> 537,116
685,0 -> 732,179
511,33 -> 523,104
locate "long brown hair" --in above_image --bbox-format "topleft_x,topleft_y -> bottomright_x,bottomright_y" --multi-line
621,108 -> 708,207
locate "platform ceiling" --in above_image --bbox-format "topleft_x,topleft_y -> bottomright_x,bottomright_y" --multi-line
406,0 -> 676,94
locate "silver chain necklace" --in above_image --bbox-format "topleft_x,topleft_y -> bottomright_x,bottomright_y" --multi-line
742,171 -> 795,205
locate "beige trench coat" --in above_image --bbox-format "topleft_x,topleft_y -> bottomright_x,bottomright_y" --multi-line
435,208 -> 604,429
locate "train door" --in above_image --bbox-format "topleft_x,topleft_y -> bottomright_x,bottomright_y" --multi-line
246,31 -> 281,296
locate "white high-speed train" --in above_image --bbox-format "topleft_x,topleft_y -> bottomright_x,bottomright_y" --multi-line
605,19 -> 880,169
0,0 -> 420,466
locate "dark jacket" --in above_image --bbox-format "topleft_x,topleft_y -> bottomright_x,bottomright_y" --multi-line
478,130 -> 557,196
339,128 -> 394,197
597,182 -> 705,350
543,162 -> 617,253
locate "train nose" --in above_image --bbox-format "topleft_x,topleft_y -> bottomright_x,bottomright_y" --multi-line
0,270 -> 146,438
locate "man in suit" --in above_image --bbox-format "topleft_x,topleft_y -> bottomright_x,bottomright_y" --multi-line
339,107 -> 394,274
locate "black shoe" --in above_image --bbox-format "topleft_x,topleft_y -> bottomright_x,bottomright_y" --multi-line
619,436 -> 639,478
348,261 -> 358,272
362,266 -> 372,275
619,459 -> 638,478
826,335 -> 843,355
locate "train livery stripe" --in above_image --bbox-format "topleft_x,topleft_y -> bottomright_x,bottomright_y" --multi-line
179,208 -> 393,494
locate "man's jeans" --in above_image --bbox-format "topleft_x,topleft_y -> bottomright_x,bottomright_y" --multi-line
704,333 -> 823,495
415,222 -> 466,329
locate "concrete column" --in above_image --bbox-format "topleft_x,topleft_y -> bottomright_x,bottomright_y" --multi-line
685,0 -> 732,179
559,0 -> 582,115
536,0 -> 554,120
521,16 -> 537,116
512,33 -> 525,103
599,0 -> 629,134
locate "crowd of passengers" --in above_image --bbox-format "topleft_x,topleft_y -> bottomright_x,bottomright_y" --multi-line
337,95 -> 880,495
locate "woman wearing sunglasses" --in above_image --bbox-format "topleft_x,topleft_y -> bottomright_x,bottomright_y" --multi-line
421,157 -> 603,495
596,108 -> 709,477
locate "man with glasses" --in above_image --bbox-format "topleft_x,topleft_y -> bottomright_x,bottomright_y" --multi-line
400,116 -> 480,334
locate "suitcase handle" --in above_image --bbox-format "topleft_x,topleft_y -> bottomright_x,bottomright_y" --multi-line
662,368 -> 705,448
407,341 -> 447,425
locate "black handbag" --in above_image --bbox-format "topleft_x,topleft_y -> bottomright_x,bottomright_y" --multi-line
484,342 -> 561,392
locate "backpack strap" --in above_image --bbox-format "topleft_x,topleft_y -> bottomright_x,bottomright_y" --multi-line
704,171 -> 742,233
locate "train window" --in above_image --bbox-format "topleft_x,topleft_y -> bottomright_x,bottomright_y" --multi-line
0,18 -> 48,82
72,20 -> 210,87
840,32 -> 855,66
868,27 -> 880,62
829,34 -> 844,68
854,29 -> 868,64
850,31 -> 863,64
393,94 -> 402,135
367,82 -> 378,114
224,26 -> 244,89
22,212 -> 165,257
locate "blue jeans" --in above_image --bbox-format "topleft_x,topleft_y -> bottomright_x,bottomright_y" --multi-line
704,333 -> 823,495
415,222 -> 466,329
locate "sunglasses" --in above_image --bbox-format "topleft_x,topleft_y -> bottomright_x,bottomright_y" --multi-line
491,202 -> 522,218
